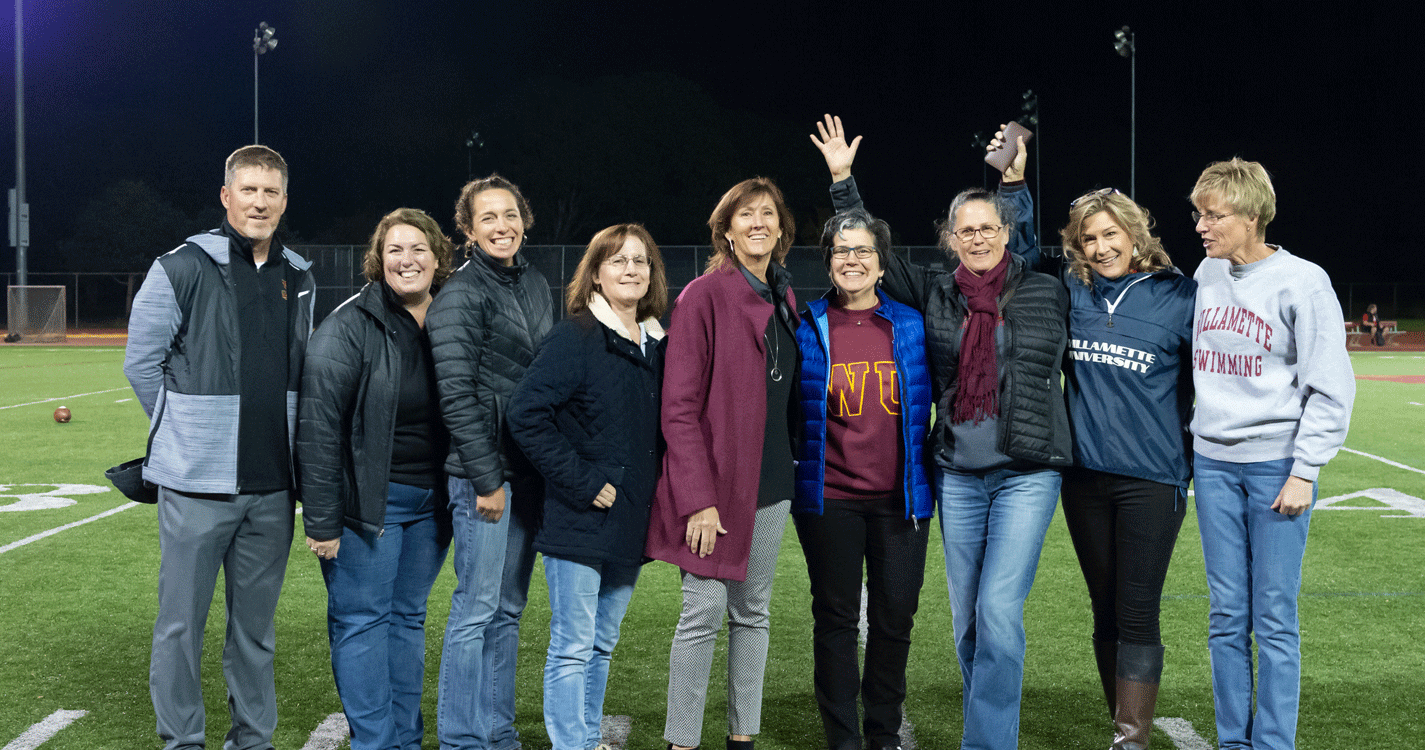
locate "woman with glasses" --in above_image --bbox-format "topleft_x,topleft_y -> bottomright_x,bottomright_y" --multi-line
986,118 -> 1199,750
1189,159 -> 1353,750
792,207 -> 933,750
812,115 -> 1070,750
508,224 -> 668,750
645,178 -> 799,750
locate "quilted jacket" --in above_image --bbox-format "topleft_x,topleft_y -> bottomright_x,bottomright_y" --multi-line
832,176 -> 1072,467
507,300 -> 665,564
297,282 -> 448,540
426,249 -> 553,494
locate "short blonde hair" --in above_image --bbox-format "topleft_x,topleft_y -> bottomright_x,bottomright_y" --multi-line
1191,158 -> 1276,239
362,208 -> 455,287
1059,189 -> 1172,286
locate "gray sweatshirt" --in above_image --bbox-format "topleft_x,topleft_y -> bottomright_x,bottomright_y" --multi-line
1190,246 -> 1355,481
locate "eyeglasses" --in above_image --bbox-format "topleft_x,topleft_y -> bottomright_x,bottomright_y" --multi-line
953,225 -> 1002,242
1191,210 -> 1234,225
830,245 -> 877,259
1069,187 -> 1123,208
603,255 -> 650,270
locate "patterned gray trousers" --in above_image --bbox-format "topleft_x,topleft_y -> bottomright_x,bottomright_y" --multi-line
664,499 -> 790,747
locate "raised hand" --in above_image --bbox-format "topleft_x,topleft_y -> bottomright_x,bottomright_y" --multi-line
810,114 -> 862,182
988,123 -> 1028,183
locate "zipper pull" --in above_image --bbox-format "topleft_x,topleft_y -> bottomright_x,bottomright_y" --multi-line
1106,313 -> 1114,328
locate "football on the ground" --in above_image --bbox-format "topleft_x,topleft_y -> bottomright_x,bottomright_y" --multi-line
54,406 -> 72,423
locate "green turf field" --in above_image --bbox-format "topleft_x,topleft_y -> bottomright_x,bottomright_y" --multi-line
2,347 -> 1422,749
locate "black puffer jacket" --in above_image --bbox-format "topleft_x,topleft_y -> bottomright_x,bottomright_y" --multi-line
507,307 -> 665,564
297,283 -> 445,540
833,176 -> 1072,467
427,250 -> 554,494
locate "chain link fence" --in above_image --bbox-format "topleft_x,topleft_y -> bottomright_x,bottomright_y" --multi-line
5,250 -> 1422,331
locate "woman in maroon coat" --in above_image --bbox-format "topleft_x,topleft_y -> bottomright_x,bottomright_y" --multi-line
646,177 -> 798,750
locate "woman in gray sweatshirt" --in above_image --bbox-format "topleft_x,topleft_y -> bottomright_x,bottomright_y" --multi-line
1188,157 -> 1355,750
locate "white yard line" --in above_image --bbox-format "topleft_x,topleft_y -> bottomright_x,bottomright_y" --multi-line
1157,717 -> 1213,750
299,713 -> 349,750
600,715 -> 632,748
2,710 -> 88,750
0,503 -> 140,555
0,387 -> 130,410
1340,447 -> 1425,476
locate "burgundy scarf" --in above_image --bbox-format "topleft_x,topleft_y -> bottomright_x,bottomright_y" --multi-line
952,252 -> 1009,424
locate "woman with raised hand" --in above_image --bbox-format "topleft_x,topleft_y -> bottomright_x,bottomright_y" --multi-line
298,207 -> 455,750
812,114 -> 1070,750
792,206 -> 933,750
645,178 -> 799,750
508,223 -> 668,750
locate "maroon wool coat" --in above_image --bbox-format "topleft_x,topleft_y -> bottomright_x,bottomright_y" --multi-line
644,264 -> 796,580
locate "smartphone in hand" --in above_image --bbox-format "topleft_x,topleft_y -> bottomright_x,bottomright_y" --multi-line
984,121 -> 1034,173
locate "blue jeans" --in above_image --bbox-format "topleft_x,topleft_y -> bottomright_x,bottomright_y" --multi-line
1194,454 -> 1313,750
936,466 -> 1061,750
323,483 -> 451,750
438,476 -> 541,750
543,555 -> 640,750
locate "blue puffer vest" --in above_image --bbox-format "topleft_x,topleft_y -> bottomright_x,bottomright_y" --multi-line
793,290 -> 934,520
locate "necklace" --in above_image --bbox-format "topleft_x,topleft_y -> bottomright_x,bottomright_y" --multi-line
765,322 -> 783,382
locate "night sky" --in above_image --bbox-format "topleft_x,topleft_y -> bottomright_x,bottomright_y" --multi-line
2,1 -> 1419,285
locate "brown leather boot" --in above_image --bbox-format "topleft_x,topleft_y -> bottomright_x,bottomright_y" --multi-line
1111,642 -> 1164,750
1093,638 -> 1117,719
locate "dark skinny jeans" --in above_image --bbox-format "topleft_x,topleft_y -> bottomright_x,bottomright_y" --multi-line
1060,468 -> 1186,646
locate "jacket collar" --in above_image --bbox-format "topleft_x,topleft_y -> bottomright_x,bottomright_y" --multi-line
588,291 -> 665,343
469,246 -> 530,282
193,219 -> 309,272
352,282 -> 396,328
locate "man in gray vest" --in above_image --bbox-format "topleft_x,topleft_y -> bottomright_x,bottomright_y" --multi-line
124,145 -> 315,750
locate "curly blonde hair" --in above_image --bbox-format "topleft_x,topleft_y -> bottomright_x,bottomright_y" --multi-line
1059,189 -> 1172,286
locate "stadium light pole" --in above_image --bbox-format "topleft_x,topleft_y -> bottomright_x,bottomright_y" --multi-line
971,131 -> 990,187
465,130 -> 484,182
1114,25 -> 1136,200
13,0 -> 28,286
253,22 -> 278,144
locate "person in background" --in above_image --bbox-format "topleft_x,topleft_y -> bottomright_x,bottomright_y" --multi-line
1189,157 -> 1355,750
792,206 -> 933,750
508,223 -> 668,750
812,114 -> 1070,750
429,174 -> 553,750
645,177 -> 799,750
1362,303 -> 1384,346
299,207 -> 454,750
